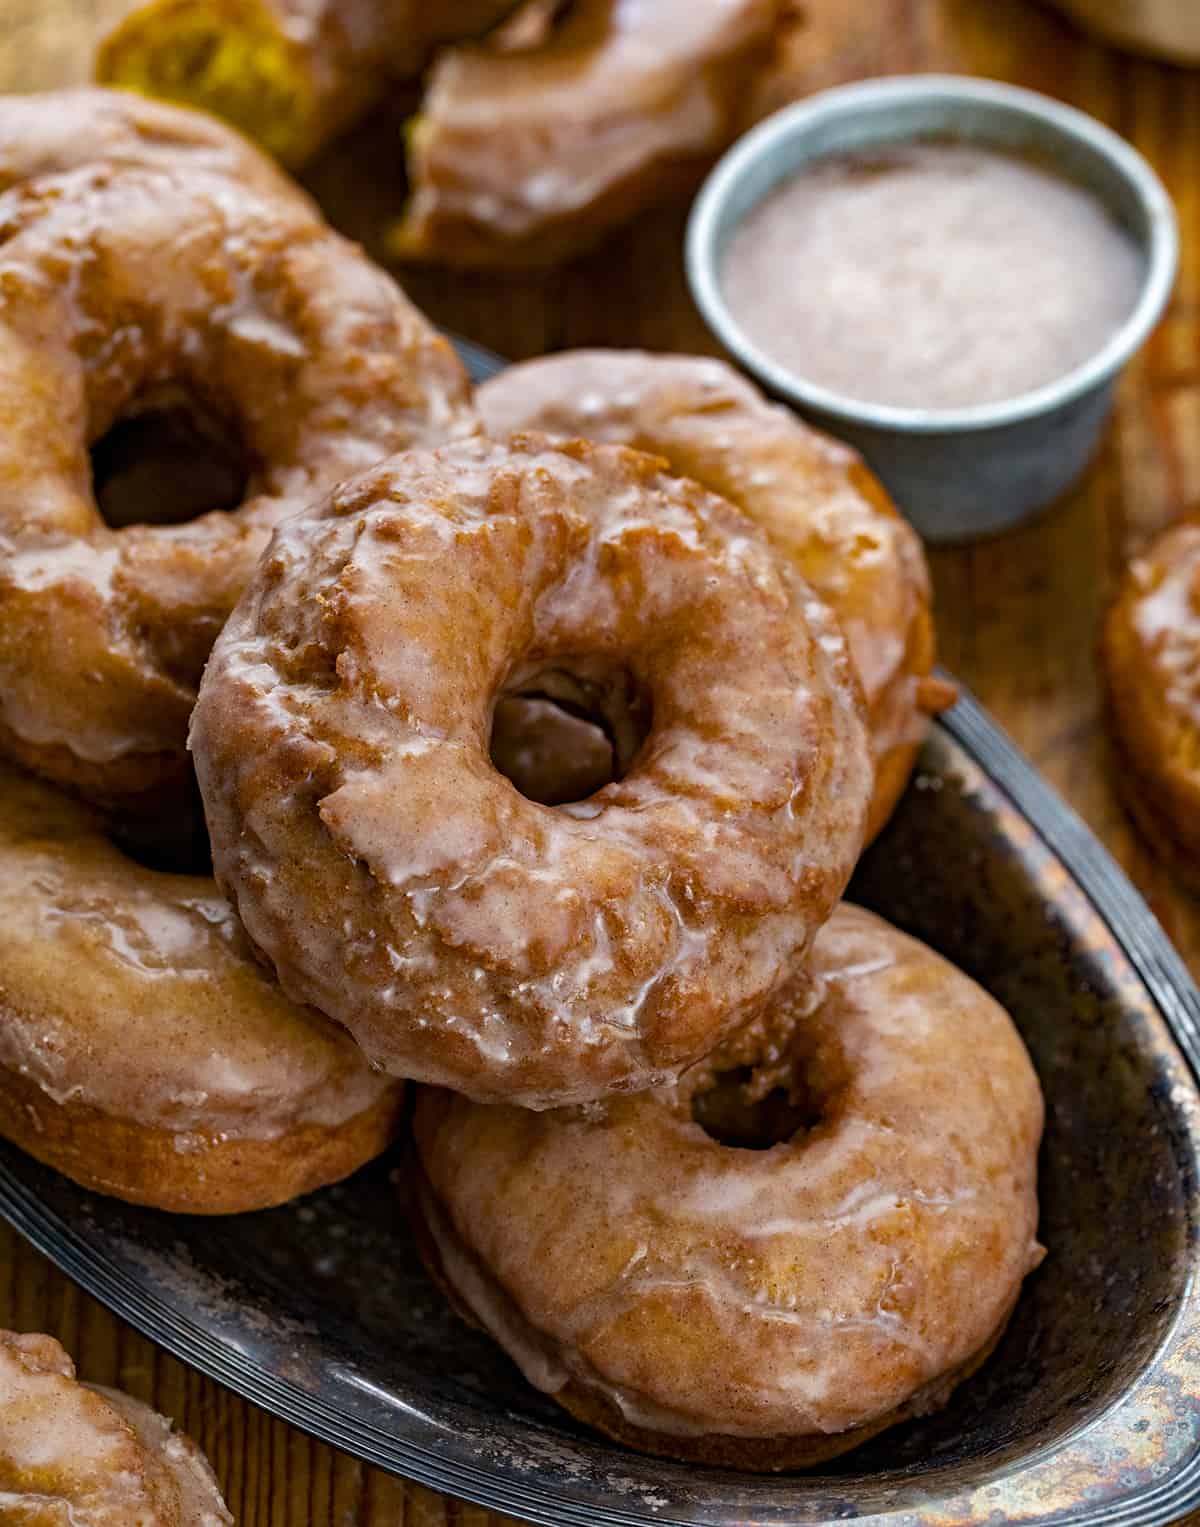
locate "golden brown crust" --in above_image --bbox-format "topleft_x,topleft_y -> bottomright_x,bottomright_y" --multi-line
1101,510 -> 1200,882
408,1166 -> 987,1472
0,86 -> 315,212
1107,728 -> 1200,895
0,1329 -> 232,1523
391,0 -> 780,268
0,715 -> 187,819
872,740 -> 924,841
409,1168 -> 1009,1470
0,1058 -> 404,1215
478,351 -> 951,839
0,163 -> 476,810
96,0 -> 519,167
548,1315 -> 1013,1471
191,433 -> 872,1107
412,905 -> 1044,1458
0,762 -> 405,1215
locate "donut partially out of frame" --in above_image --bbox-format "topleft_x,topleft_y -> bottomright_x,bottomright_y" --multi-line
0,86 -> 316,212
0,163 -> 476,810
392,0 -> 780,267
1102,510 -> 1200,888
96,0 -> 520,167
0,1329 -> 231,1524
0,763 -> 404,1214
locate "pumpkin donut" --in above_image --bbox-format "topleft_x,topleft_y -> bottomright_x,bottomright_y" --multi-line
0,1330 -> 231,1524
0,763 -> 404,1215
0,163 -> 476,810
391,0 -> 779,268
1101,510 -> 1200,888
0,86 -> 315,214
97,0 -> 520,167
190,434 -> 872,1108
480,350 -> 953,840
412,903 -> 1045,1469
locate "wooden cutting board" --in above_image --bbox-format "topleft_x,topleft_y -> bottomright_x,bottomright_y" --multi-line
0,1 -> 1198,1522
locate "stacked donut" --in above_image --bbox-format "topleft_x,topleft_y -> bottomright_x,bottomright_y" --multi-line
187,354 -> 1044,1463
0,87 -> 479,1215
0,88 -> 1044,1476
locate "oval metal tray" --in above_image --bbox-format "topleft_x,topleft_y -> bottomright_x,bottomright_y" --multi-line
2,342 -> 1199,1527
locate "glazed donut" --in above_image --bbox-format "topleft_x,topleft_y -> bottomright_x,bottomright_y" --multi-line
0,164 -> 476,809
412,903 -> 1045,1469
0,87 -> 315,214
0,1330 -> 230,1524
97,0 -> 519,167
0,763 -> 404,1215
1101,510 -> 1200,887
480,351 -> 953,840
190,434 -> 872,1108
391,0 -> 779,267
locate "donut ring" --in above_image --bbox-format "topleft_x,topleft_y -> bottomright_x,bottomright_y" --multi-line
191,434 -> 872,1108
391,0 -> 779,268
412,904 -> 1045,1469
0,764 -> 403,1214
1101,510 -> 1200,887
96,0 -> 520,167
0,1330 -> 231,1523
0,164 -> 477,809
480,350 -> 954,841
0,86 -> 316,214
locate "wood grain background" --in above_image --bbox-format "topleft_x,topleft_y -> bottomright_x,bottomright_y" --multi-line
0,0 -> 1198,1520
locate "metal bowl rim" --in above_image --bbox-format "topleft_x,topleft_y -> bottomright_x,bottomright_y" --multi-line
685,73 -> 1180,436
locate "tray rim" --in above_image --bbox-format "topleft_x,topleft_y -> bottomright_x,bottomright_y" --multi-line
2,340 -> 1200,1527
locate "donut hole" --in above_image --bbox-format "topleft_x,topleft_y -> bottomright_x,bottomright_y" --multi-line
691,1064 -> 823,1150
107,779 -> 213,878
489,661 -> 652,807
91,388 -> 250,529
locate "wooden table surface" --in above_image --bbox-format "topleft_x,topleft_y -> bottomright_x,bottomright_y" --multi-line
2,0 -> 1199,1521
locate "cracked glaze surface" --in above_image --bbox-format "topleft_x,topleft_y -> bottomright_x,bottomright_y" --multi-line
393,0 -> 779,266
0,763 -> 395,1141
413,904 -> 1045,1449
0,1329 -> 231,1524
0,86 -> 316,212
0,163 -> 477,805
479,349 -> 949,839
191,433 -> 872,1107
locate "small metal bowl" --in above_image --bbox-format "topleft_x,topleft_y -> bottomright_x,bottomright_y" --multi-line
686,76 -> 1179,543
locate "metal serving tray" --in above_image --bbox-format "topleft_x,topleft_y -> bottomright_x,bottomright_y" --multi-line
1,342 -> 1199,1527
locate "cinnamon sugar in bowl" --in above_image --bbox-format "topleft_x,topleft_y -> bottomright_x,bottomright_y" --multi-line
687,76 -> 1177,542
